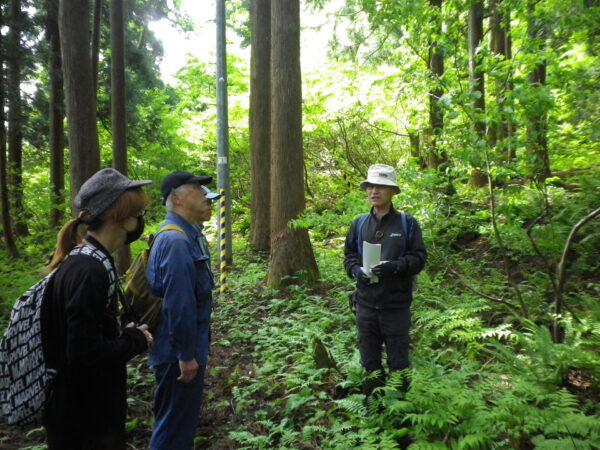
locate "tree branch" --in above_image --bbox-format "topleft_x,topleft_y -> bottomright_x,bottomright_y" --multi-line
448,267 -> 519,311
360,117 -> 410,138
554,205 -> 600,342
525,210 -> 557,291
484,148 -> 529,317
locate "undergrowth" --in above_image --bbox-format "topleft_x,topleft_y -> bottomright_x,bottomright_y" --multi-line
1,167 -> 599,449
213,168 -> 600,449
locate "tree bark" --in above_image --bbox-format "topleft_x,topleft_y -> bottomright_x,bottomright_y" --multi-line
47,0 -> 65,229
427,0 -> 446,169
526,0 -> 551,183
249,0 -> 271,252
468,0 -> 485,138
467,0 -> 486,187
0,25 -> 19,258
7,0 -> 28,236
268,0 -> 319,288
408,131 -> 420,160
111,0 -> 130,273
489,0 -> 515,159
60,0 -> 100,203
92,0 -> 102,94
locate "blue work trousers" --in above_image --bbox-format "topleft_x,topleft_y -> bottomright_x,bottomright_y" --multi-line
150,362 -> 206,450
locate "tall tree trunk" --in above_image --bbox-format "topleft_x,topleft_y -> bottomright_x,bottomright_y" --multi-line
60,0 -> 100,202
427,0 -> 446,169
249,0 -> 271,252
268,0 -> 319,288
408,131 -> 420,160
91,0 -> 102,94
526,0 -> 551,183
467,0 -> 485,187
488,0 -> 514,159
488,0 -> 505,148
468,0 -> 485,138
47,0 -> 65,229
7,0 -> 28,236
0,25 -> 19,258
584,0 -> 599,55
111,0 -> 130,273
504,15 -> 514,160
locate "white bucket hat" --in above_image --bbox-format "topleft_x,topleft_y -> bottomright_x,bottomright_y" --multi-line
360,164 -> 400,193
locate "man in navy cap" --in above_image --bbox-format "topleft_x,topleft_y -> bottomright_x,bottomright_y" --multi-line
146,171 -> 221,450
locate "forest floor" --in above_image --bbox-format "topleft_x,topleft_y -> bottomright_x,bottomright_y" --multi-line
3,295 -> 597,450
1,239 -> 599,449
0,295 -> 259,450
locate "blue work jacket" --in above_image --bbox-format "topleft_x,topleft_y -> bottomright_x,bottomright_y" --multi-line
146,212 -> 214,367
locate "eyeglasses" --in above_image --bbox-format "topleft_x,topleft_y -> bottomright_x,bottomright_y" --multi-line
366,184 -> 387,191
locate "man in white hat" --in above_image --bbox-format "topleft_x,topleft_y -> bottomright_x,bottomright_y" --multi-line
343,164 -> 427,397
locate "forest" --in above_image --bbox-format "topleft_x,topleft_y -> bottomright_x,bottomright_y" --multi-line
0,0 -> 599,448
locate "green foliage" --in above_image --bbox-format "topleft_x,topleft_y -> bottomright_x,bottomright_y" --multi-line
206,218 -> 600,449
2,1 -> 600,448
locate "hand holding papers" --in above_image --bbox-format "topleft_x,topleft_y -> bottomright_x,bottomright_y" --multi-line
362,241 -> 381,284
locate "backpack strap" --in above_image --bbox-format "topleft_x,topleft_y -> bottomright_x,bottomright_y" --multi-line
159,224 -> 185,234
400,212 -> 410,257
69,245 -> 118,303
148,224 -> 185,249
356,211 -> 410,259
355,213 -> 370,260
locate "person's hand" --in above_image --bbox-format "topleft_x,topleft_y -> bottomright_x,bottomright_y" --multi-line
352,265 -> 370,287
137,324 -> 153,349
178,358 -> 199,383
371,261 -> 399,279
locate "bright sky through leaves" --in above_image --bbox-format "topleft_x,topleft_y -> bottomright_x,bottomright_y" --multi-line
149,0 -> 340,85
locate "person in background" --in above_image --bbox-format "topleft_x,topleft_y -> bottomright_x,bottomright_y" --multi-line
42,168 -> 154,450
343,164 -> 427,397
147,171 -> 220,450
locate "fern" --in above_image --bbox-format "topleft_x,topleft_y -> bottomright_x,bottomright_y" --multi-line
408,440 -> 449,449
335,394 -> 368,416
531,436 -> 600,450
454,433 -> 492,450
227,429 -> 271,449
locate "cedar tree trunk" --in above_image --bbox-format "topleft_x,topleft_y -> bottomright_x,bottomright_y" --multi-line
249,0 -> 271,252
59,0 -> 100,202
267,0 -> 318,288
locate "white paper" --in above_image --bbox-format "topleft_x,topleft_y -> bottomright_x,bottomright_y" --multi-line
362,241 -> 381,283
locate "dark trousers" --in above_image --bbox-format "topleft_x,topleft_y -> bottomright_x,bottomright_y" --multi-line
356,304 -> 411,373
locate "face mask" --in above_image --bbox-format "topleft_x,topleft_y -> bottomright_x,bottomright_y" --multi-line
124,216 -> 145,245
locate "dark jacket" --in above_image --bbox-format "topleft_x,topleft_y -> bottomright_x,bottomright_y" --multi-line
343,206 -> 427,309
41,237 -> 147,437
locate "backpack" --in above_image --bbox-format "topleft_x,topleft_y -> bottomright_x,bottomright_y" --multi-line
355,211 -> 411,258
348,211 -> 414,314
122,224 -> 185,330
0,245 -> 116,427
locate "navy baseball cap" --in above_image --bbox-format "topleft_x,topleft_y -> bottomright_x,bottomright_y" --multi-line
160,171 -> 212,203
